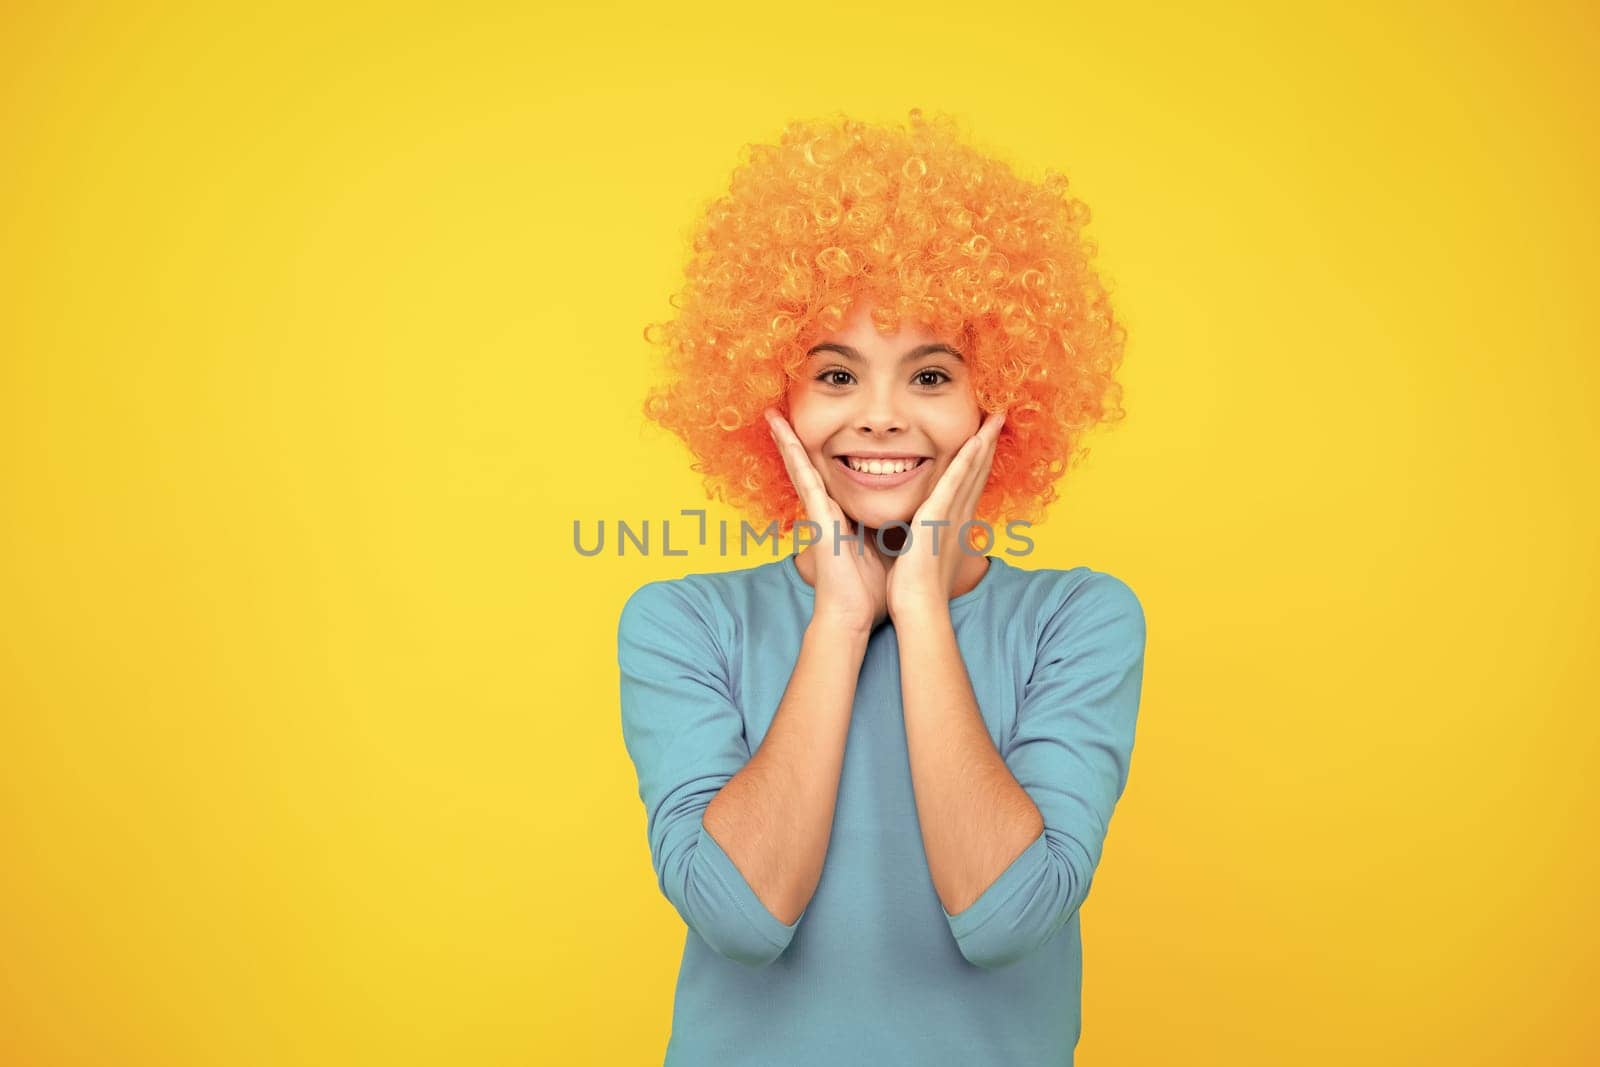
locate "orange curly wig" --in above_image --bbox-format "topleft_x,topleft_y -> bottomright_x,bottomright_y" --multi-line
641,108 -> 1128,534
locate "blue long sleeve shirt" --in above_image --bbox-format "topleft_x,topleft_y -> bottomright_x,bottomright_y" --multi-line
617,551 -> 1147,1066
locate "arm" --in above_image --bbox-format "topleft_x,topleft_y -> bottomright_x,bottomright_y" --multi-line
618,580 -> 869,967
897,606 -> 1045,919
703,618 -> 868,927
897,573 -> 1147,969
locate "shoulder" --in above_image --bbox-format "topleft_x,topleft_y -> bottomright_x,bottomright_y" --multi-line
617,572 -> 720,636
1064,569 -> 1143,627
617,559 -> 784,644
993,561 -> 1145,643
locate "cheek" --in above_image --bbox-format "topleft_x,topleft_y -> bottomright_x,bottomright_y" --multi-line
932,419 -> 979,459
789,418 -> 825,458
785,399 -> 831,456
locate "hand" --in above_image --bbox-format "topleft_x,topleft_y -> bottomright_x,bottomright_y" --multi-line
886,409 -> 1006,622
764,407 -> 889,634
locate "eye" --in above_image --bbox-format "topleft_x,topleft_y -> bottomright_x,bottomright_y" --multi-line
814,368 -> 854,387
915,368 -> 953,387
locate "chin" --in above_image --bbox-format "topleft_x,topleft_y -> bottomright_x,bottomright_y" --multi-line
839,499 -> 922,532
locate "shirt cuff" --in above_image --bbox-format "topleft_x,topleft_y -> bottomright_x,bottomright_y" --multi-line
941,829 -> 1050,942
696,816 -> 805,948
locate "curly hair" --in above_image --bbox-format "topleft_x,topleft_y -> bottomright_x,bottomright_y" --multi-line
641,108 -> 1128,534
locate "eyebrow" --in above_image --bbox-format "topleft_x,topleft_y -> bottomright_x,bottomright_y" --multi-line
805,342 -> 964,363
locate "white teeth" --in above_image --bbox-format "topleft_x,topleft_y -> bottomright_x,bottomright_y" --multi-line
845,457 -> 920,475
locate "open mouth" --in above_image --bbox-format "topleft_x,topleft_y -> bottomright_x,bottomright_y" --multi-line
838,456 -> 927,475
832,456 -> 929,487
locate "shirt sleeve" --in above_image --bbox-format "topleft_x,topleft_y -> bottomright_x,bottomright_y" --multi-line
617,579 -> 805,968
942,571 -> 1147,969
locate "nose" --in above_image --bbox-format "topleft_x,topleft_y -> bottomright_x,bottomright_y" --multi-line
853,386 -> 907,437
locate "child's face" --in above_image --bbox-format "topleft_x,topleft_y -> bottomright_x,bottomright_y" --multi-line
786,298 -> 981,532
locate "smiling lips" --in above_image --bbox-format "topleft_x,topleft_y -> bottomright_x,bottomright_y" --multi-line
833,455 -> 929,489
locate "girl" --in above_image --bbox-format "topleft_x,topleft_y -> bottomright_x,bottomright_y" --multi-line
618,109 -> 1146,1066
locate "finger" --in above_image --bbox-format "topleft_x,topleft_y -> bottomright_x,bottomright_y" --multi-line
972,411 -> 1007,499
947,443 -> 986,532
833,503 -> 865,556
764,411 -> 822,520
939,431 -> 988,513
764,409 -> 833,520
973,411 -> 1005,486
917,436 -> 977,525
911,446 -> 961,524
954,411 -> 1007,523
961,448 -> 997,528
915,440 -> 980,559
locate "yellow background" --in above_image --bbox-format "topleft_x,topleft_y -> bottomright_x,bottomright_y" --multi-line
2,1 -> 1595,1063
